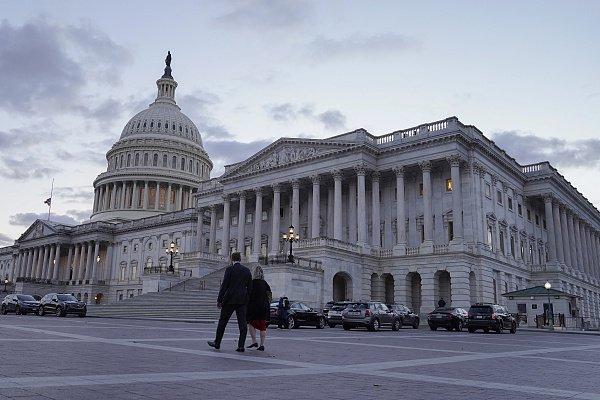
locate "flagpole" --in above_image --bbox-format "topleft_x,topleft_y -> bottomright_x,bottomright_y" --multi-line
47,178 -> 54,222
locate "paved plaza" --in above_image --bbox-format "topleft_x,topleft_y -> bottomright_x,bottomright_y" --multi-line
1,316 -> 600,399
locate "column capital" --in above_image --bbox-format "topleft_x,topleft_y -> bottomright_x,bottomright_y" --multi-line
331,169 -> 343,181
221,194 -> 230,203
291,179 -> 300,189
354,162 -> 368,176
237,190 -> 246,200
393,165 -> 405,176
543,193 -> 554,203
491,174 -> 500,185
446,154 -> 462,167
254,187 -> 263,196
310,174 -> 321,184
272,183 -> 281,193
419,160 -> 432,172
371,170 -> 381,182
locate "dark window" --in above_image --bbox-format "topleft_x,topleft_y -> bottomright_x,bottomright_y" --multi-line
497,190 -> 503,205
57,294 -> 77,301
508,197 -> 513,211
543,219 -> 546,229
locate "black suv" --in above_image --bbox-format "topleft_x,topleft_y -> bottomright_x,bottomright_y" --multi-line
1,294 -> 40,315
387,304 -> 420,329
467,303 -> 517,334
38,293 -> 87,317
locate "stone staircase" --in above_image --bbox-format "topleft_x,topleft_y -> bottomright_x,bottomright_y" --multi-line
88,267 -> 228,322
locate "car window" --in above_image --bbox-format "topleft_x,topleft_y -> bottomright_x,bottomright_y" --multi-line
17,295 -> 35,301
470,306 -> 493,314
290,302 -> 302,310
380,304 -> 389,312
57,294 -> 77,301
349,303 -> 367,309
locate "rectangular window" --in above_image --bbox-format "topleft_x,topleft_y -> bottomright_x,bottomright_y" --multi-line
527,209 -> 531,221
517,303 -> 527,314
280,207 -> 284,218
175,238 -> 180,246
543,219 -> 547,230
485,183 -> 491,198
510,236 -> 515,257
508,197 -> 513,211
261,210 -> 268,221
123,245 -> 128,253
162,240 -> 167,248
231,216 -> 238,226
445,179 -> 453,192
419,183 -> 423,196
535,215 -> 539,226
218,218 -> 223,228
499,232 -> 505,255
518,203 -> 523,216
133,244 -> 138,252
487,226 -> 493,248
246,213 -> 253,224
448,221 -> 454,241
497,190 -> 503,205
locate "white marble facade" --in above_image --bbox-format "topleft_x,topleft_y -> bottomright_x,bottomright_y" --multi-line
1,60 -> 600,320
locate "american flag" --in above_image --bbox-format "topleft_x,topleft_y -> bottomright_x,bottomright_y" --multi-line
44,198 -> 51,206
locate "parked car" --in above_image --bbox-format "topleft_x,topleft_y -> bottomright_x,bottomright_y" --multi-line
38,293 -> 87,317
387,304 -> 420,329
427,307 -> 468,331
322,301 -> 335,319
269,301 -> 325,329
1,294 -> 40,315
467,303 -> 517,334
342,301 -> 402,331
326,301 -> 353,328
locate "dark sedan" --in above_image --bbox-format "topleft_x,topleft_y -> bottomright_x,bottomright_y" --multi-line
269,301 -> 325,329
427,307 -> 468,331
38,293 -> 87,317
1,294 -> 40,315
387,304 -> 420,329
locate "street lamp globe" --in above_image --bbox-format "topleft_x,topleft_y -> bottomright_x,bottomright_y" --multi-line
544,281 -> 551,290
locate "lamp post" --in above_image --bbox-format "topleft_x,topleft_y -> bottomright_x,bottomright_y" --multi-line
544,281 -> 554,328
165,241 -> 179,273
282,225 -> 299,263
3,278 -> 8,292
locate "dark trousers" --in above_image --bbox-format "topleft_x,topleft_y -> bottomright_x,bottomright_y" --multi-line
215,303 -> 247,349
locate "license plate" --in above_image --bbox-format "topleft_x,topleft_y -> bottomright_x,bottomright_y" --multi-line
435,314 -> 443,319
476,315 -> 483,319
350,311 -> 361,315
329,311 -> 340,316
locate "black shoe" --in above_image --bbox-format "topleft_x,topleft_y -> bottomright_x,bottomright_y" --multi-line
247,343 -> 258,349
235,347 -> 245,353
257,345 -> 265,351
207,341 -> 220,350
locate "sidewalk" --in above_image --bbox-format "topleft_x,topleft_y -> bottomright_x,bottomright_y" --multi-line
519,327 -> 600,336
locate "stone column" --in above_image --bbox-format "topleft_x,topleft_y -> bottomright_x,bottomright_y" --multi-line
348,182 -> 357,243
132,181 -> 138,208
252,188 -> 263,260
595,234 -> 600,279
393,166 -> 406,254
420,273 -> 436,316
38,245 -> 48,280
371,171 -> 381,247
143,181 -> 149,209
103,184 -> 111,210
220,195 -> 231,255
580,222 -> 590,274
120,181 -> 127,209
567,212 -> 579,271
105,243 -> 114,282
178,186 -> 184,211
543,195 -> 557,263
78,243 -> 86,282
574,217 -> 583,269
585,226 -> 594,276
271,185 -> 281,255
96,186 -> 103,212
154,182 -> 160,210
333,170 -> 343,240
188,189 -> 194,209
110,183 -> 117,210
448,156 -> 464,244
92,188 -> 99,213
478,166 -> 488,244
311,175 -> 321,238
52,244 -> 61,281
65,245 -> 73,281
44,245 -> 54,281
71,244 -> 79,281
197,208 -> 205,252
421,161 -> 434,251
590,229 -> 599,277
209,206 -> 217,254
560,207 -> 571,267
237,192 -> 246,253
166,183 -> 173,211
552,201 -> 564,264
85,242 -> 93,281
355,164 -> 367,245
26,248 -> 34,278
11,252 -> 21,282
291,179 -> 300,232
90,241 -> 100,283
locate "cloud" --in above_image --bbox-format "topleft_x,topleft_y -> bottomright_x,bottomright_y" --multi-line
204,138 -> 273,175
64,209 -> 92,221
0,17 -> 131,118
9,212 -> 81,227
54,187 -> 94,203
214,0 -> 313,29
0,156 -> 60,180
179,91 -> 232,139
0,233 -> 13,247
307,33 -> 420,61
491,131 -> 600,168
264,102 -> 346,130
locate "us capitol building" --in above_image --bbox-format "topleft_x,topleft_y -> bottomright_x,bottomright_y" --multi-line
1,56 -> 600,322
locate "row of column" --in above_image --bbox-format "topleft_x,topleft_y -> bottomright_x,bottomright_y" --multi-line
93,181 -> 195,213
544,195 -> 600,279
201,155 -> 465,255
11,241 -> 103,284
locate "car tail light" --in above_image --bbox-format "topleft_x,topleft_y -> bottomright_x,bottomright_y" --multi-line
365,309 -> 372,317
491,313 -> 497,319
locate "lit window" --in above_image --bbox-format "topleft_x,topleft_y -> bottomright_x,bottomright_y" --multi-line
262,210 -> 268,221
445,179 -> 453,192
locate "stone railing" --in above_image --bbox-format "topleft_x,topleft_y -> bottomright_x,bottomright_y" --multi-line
370,248 -> 394,258
405,246 -> 420,256
296,237 -> 362,253
260,254 -> 323,271
521,162 -> 552,174
374,117 -> 457,145
433,244 -> 449,254
183,251 -> 227,262
531,264 -> 546,273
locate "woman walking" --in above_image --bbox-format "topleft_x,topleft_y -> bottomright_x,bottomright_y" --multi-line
246,266 -> 272,351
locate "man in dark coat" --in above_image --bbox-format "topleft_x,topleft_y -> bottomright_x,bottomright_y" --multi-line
438,297 -> 447,308
208,252 -> 253,352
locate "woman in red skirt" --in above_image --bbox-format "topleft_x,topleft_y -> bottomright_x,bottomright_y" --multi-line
246,266 -> 272,351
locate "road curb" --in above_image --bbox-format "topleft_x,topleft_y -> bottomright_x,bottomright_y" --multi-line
518,327 -> 600,336
86,315 -> 217,324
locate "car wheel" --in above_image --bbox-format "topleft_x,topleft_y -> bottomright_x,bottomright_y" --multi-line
343,323 -> 351,331
429,325 -> 437,331
316,317 -> 325,329
445,326 -> 453,331
79,312 -> 86,318
495,322 -> 503,334
328,323 -> 336,328
510,323 -> 517,334
287,317 -> 296,329
456,321 -> 464,332
55,307 -> 62,317
15,306 -> 21,315
392,319 -> 401,331
468,327 -> 476,333
368,318 -> 380,332
413,318 -> 420,329
483,328 -> 489,333
1,305 -> 6,315
38,307 -> 45,316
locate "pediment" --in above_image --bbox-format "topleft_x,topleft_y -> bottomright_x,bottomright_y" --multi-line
220,138 -> 358,179
18,220 -> 58,242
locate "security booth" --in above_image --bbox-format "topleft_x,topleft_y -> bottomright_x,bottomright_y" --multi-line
502,286 -> 580,329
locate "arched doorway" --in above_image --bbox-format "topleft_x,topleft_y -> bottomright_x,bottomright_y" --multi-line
406,272 -> 422,314
382,273 -> 394,304
469,271 -> 477,304
435,270 -> 452,306
333,272 -> 352,301
370,273 -> 380,301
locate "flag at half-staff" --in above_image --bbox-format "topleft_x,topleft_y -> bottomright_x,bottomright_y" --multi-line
45,178 -> 54,221
44,198 -> 51,206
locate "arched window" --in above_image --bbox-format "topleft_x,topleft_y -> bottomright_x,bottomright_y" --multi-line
158,121 -> 161,129
127,154 -> 131,167
189,160 -> 192,172
143,153 -> 149,166
162,155 -> 167,167
172,156 -> 177,169
179,125 -> 182,132
135,153 -> 140,166
172,123 -> 175,131
196,162 -> 199,174
150,121 -> 154,128
153,154 -> 158,166
143,121 -> 146,129
180,158 -> 185,171
136,121 -> 140,129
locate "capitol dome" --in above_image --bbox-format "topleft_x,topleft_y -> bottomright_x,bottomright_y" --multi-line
90,53 -> 213,222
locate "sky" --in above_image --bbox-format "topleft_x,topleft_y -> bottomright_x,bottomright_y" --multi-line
0,0 -> 599,245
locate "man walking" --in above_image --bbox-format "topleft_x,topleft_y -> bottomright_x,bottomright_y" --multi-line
208,252 -> 253,352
